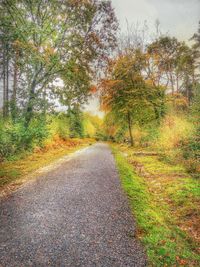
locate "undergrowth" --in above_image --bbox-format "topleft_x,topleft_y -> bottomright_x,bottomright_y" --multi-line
112,145 -> 200,267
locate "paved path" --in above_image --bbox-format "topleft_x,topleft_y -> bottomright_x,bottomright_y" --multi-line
0,143 -> 146,266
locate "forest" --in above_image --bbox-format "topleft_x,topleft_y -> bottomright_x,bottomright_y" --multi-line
0,1 -> 199,266
0,0 -> 117,160
100,24 -> 200,176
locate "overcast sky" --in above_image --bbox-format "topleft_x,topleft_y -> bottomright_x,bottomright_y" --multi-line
85,0 -> 200,117
114,0 -> 200,41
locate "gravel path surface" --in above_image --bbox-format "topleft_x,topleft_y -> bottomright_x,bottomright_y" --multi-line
0,143 -> 146,267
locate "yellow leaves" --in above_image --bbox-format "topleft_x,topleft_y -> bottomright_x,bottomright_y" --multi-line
44,46 -> 55,56
73,66 -> 79,73
12,39 -> 56,64
157,114 -> 194,151
0,137 -> 93,188
145,79 -> 154,87
43,46 -> 56,63
114,54 -> 135,73
168,93 -> 189,110
83,120 -> 96,136
12,39 -> 34,51
13,39 -> 21,48
100,50 -> 163,117
145,52 -> 151,61
102,79 -> 122,89
68,0 -> 90,6
176,256 -> 188,266
152,53 -> 161,63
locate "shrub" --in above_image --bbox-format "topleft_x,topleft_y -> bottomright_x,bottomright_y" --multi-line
183,85 -> 200,174
48,114 -> 70,140
0,117 -> 48,159
156,114 -> 194,152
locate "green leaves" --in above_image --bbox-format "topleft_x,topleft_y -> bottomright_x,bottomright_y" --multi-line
101,52 -> 165,126
0,0 -> 118,126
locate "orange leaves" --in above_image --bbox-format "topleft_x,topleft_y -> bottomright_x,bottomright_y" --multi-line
13,39 -> 21,48
99,52 -> 147,114
167,93 -> 189,110
12,39 -> 33,51
99,79 -> 122,111
88,32 -> 102,46
176,256 -> 188,266
100,79 -> 122,98
145,79 -> 154,87
101,79 -> 122,90
89,85 -> 97,94
12,39 -> 56,64
99,49 -> 163,120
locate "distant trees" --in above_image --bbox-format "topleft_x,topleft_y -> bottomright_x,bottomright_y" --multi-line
146,36 -> 197,104
191,21 -> 200,58
100,22 -> 200,146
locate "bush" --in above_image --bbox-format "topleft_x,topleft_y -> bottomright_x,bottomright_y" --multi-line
0,110 -> 101,161
181,86 -> 200,174
48,114 -> 70,140
83,117 -> 96,138
68,107 -> 84,138
156,114 -> 194,152
0,117 -> 48,159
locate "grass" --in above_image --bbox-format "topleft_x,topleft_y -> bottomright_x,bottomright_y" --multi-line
111,144 -> 200,267
0,138 -> 94,191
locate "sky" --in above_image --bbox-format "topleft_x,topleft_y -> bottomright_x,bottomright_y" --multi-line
85,0 -> 200,117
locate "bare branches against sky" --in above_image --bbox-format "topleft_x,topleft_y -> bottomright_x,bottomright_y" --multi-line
113,0 -> 200,41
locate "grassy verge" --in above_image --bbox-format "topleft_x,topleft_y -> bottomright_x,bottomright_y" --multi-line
0,138 -> 94,192
111,144 -> 200,267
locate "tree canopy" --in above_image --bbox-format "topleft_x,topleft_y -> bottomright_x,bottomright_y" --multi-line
0,0 -> 118,125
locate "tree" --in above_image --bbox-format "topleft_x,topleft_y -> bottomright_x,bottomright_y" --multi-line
68,104 -> 84,138
146,37 -> 181,91
146,36 -> 198,105
0,0 -> 118,126
57,60 -> 91,111
0,7 -> 12,118
100,50 -> 164,146
191,21 -> 200,58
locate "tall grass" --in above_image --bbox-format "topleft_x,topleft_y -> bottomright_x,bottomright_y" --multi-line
153,114 -> 194,165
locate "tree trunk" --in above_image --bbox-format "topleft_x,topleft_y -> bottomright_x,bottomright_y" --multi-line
3,43 -> 6,118
11,48 -> 18,120
127,111 -> 134,146
169,72 -> 176,108
176,73 -> 179,93
3,43 -> 9,118
185,74 -> 192,106
6,45 -> 9,115
170,72 -> 174,95
24,80 -> 36,127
